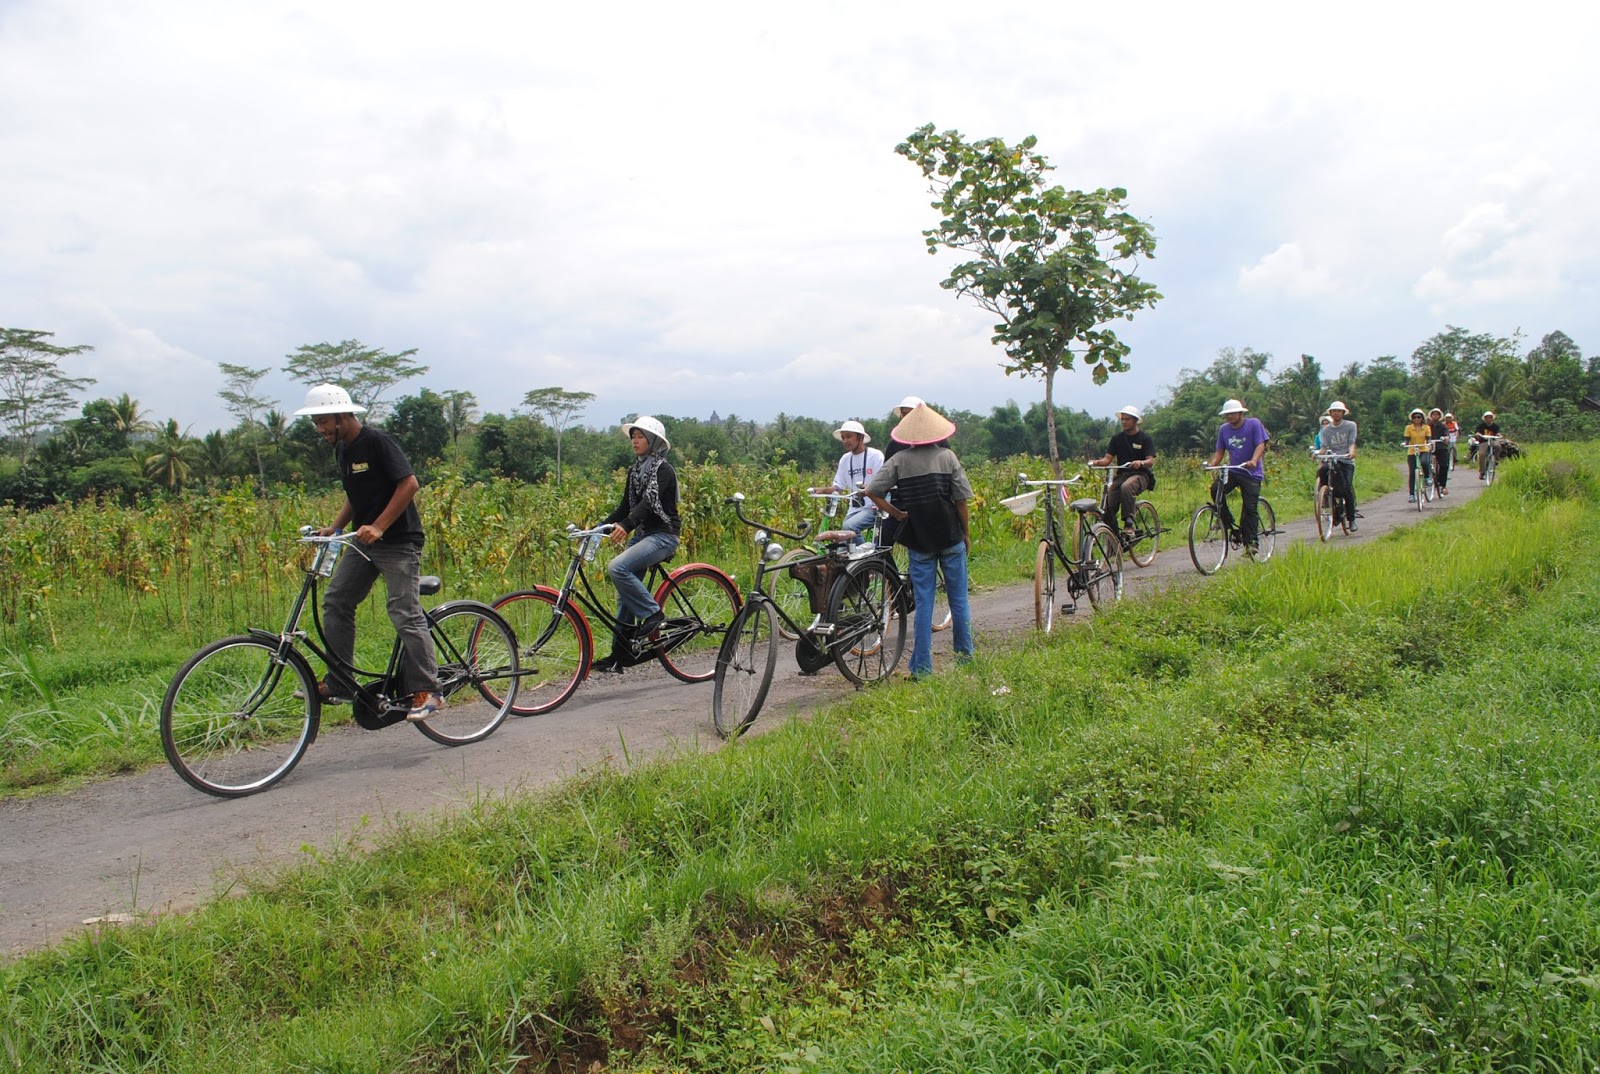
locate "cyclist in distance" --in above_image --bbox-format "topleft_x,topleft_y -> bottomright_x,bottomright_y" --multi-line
811,420 -> 883,543
1312,414 -> 1332,449
1087,404 -> 1156,539
296,383 -> 442,720
591,416 -> 680,674
1319,401 -> 1358,532
1445,412 -> 1461,463
1206,399 -> 1270,551
1403,408 -> 1433,501
866,404 -> 974,680
1472,410 -> 1502,480
1428,407 -> 1451,496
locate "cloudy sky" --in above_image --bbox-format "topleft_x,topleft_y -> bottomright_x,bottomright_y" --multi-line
3,0 -> 1594,435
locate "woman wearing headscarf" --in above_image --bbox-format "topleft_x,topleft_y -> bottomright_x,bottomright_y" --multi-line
592,416 -> 680,673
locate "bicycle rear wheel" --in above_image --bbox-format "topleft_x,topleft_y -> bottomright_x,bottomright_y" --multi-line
1251,501 -> 1278,562
415,602 -> 518,745
1080,524 -> 1123,610
161,635 -> 319,797
654,566 -> 741,683
1188,505 -> 1227,576
490,589 -> 589,716
1033,540 -> 1057,633
713,599 -> 777,739
1315,485 -> 1334,542
1127,500 -> 1160,567
828,559 -> 905,685
770,549 -> 815,641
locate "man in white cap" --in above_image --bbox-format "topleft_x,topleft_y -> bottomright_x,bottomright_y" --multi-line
1087,405 -> 1156,537
295,383 -> 442,719
1320,401 -> 1358,531
866,404 -> 974,679
812,420 -> 884,544
1207,399 -> 1271,551
1472,410 -> 1501,479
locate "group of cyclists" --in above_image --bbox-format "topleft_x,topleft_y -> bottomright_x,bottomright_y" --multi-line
293,377 -> 1512,703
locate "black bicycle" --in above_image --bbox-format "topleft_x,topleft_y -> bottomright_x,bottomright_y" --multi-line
1188,464 -> 1279,575
1082,462 -> 1163,567
711,494 -> 906,738
1001,473 -> 1123,633
1311,450 -> 1353,540
160,529 -> 520,797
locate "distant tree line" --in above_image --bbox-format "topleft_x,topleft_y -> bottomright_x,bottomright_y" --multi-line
0,325 -> 1591,510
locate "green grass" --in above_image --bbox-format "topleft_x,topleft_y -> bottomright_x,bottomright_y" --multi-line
4,444 -> 1596,1071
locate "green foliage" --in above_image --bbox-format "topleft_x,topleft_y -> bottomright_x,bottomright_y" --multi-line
385,387 -> 451,473
0,328 -> 96,466
281,339 -> 427,420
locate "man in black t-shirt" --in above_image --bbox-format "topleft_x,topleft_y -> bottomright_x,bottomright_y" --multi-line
1087,405 -> 1156,534
294,383 -> 441,720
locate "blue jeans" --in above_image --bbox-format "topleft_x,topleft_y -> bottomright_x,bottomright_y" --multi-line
842,503 -> 877,545
607,530 -> 679,624
906,541 -> 974,677
322,539 -> 439,695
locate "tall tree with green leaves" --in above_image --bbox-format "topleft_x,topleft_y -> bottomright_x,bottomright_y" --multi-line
0,328 -> 97,464
142,419 -> 200,491
218,362 -> 277,492
441,389 -> 479,459
896,124 -> 1161,475
522,387 -> 594,487
282,340 -> 426,420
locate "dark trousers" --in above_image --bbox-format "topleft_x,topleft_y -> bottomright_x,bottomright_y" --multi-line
1214,473 -> 1262,545
1433,446 -> 1451,489
1319,461 -> 1356,524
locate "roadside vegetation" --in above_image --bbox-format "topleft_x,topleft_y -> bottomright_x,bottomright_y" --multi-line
0,450 -> 1397,795
3,445 -> 1590,1071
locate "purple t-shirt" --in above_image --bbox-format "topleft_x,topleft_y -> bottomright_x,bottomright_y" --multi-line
1215,417 -> 1270,479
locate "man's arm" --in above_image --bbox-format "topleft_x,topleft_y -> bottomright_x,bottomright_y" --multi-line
957,498 -> 970,551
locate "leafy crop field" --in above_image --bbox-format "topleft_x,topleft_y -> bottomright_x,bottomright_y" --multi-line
0,449 -> 1395,794
4,447 -> 1582,1072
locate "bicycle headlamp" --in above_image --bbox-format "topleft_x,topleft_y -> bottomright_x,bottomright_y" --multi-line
764,542 -> 784,562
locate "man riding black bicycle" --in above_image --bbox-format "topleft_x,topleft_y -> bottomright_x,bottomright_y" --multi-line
1207,399 -> 1270,551
1318,401 -> 1358,532
1087,404 -> 1155,540
296,383 -> 442,721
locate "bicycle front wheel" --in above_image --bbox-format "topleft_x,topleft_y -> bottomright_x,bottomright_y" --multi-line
415,602 -> 518,745
1127,500 -> 1160,567
1188,505 -> 1227,576
770,549 -> 815,641
654,567 -> 742,683
490,589 -> 589,716
1315,485 -> 1334,542
1486,454 -> 1497,486
712,599 -> 777,739
1252,500 -> 1278,562
1081,524 -> 1124,611
828,559 -> 905,685
161,635 -> 319,797
1033,540 -> 1057,633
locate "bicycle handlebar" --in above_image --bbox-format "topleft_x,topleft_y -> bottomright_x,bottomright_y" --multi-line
1018,474 -> 1084,488
724,493 -> 813,542
1203,464 -> 1255,472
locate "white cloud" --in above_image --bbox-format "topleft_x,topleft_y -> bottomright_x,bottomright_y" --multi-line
1238,244 -> 1336,297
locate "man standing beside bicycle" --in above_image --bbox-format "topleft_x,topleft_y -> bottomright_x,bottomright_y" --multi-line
1087,404 -> 1156,541
865,404 -> 974,681
1207,399 -> 1270,552
592,416 -> 680,674
811,420 -> 883,544
1319,401 -> 1358,531
297,383 -> 442,721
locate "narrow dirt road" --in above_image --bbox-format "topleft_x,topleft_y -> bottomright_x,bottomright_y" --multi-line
0,469 -> 1483,957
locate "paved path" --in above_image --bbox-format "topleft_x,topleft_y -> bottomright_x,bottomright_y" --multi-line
0,469 -> 1483,957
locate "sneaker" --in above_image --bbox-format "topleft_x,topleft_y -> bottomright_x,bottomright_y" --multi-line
1348,521 -> 1358,532
1407,495 -> 1416,502
405,691 -> 442,722
294,680 -> 347,705
635,610 -> 666,637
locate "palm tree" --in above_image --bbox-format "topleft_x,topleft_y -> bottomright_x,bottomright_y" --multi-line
143,419 -> 200,491
109,393 -> 156,440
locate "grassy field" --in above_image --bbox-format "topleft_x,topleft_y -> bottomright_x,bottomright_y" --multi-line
2,446 -> 1586,1072
0,449 -> 1398,795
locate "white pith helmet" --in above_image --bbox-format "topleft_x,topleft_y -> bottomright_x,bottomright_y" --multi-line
1410,408 -> 1426,418
1327,401 -> 1348,414
294,383 -> 366,416
833,419 -> 871,444
1219,398 -> 1248,415
1117,405 -> 1142,420
896,394 -> 925,413
622,415 -> 670,450
1483,411 -> 1495,419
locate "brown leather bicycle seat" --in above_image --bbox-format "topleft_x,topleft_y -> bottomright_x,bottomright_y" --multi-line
816,530 -> 856,544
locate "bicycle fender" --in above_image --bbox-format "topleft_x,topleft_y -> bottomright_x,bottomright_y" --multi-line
654,564 -> 743,609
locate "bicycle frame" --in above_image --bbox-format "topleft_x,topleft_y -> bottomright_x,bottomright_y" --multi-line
1018,474 -> 1117,596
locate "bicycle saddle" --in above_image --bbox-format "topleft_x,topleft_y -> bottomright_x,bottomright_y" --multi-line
1068,498 -> 1099,513
815,530 -> 856,545
419,576 -> 441,596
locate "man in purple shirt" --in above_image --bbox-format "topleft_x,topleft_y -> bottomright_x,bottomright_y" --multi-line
1207,398 -> 1270,550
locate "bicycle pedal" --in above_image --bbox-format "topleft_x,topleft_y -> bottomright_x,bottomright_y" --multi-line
811,618 -> 835,636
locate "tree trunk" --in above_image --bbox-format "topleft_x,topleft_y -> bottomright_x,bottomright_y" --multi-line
555,432 -> 564,489
1044,362 -> 1063,479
